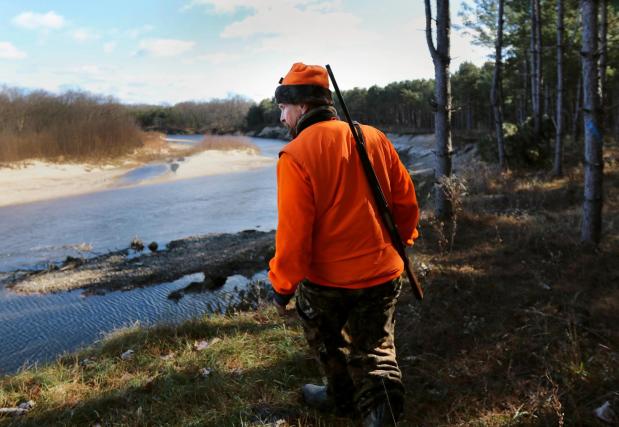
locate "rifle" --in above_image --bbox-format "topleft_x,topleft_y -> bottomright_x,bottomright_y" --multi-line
325,64 -> 424,301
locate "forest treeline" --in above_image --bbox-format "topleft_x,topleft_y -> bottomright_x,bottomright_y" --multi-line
246,63 -> 510,133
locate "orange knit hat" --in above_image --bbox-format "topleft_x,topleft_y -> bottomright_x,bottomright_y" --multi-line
275,62 -> 333,105
279,63 -> 330,89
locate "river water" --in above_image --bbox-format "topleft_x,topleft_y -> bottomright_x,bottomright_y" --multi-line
0,136 -> 283,375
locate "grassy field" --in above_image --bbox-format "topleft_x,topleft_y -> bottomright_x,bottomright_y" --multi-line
0,143 -> 617,426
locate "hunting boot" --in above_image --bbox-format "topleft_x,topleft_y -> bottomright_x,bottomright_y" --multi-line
362,401 -> 398,427
301,384 -> 333,412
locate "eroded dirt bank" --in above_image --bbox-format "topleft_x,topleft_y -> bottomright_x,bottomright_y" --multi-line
4,230 -> 275,295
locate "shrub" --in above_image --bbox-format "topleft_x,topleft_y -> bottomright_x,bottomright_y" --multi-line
0,87 -> 143,163
478,116 -> 554,169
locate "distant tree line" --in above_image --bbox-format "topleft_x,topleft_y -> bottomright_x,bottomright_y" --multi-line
245,55 -> 617,145
0,87 -> 142,162
0,90 -> 255,162
130,96 -> 253,135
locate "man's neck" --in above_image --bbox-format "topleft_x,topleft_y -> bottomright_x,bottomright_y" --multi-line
294,106 -> 338,137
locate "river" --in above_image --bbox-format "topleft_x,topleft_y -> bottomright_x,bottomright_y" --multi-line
0,136 -> 283,375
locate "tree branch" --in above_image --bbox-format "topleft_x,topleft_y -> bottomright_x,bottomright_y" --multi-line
425,0 -> 438,61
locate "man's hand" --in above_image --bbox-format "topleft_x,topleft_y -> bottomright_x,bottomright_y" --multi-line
274,300 -> 287,316
271,287 -> 294,318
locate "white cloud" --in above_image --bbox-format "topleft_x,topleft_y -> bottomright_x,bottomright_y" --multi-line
70,65 -> 106,75
137,39 -> 195,57
0,42 -> 27,59
126,25 -> 154,38
182,0 -> 252,13
200,1 -> 380,59
103,42 -> 117,53
198,52 -> 242,64
13,11 -> 65,30
72,28 -> 100,42
182,0 -> 321,14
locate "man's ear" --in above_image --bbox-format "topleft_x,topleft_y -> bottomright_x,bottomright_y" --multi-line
300,104 -> 310,115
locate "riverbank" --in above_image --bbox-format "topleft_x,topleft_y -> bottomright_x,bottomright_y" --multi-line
0,134 -> 272,207
0,130 -> 473,208
1,143 -> 618,425
4,230 -> 275,295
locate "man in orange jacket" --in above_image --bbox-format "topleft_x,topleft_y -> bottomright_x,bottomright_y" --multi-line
268,63 -> 419,426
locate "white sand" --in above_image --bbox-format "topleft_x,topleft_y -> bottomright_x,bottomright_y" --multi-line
145,149 -> 274,184
0,149 -> 274,207
0,161 -> 124,207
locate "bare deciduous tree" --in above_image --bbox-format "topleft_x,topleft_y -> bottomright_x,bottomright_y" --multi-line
425,0 -> 454,220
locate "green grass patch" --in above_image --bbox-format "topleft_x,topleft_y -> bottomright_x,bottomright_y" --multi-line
0,311 -> 354,426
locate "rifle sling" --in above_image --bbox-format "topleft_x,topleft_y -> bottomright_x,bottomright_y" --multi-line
352,123 -> 424,301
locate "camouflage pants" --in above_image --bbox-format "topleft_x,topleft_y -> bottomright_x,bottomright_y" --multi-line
295,277 -> 404,418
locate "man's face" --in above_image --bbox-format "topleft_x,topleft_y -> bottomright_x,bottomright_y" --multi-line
279,103 -> 307,130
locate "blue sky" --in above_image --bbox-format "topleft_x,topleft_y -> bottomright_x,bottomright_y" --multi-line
0,0 -> 490,105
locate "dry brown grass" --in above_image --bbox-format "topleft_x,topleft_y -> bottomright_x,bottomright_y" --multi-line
0,90 -> 144,163
192,135 -> 259,154
396,143 -> 619,425
0,85 -> 260,166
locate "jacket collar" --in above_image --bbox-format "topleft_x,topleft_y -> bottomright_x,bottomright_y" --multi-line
294,106 -> 338,137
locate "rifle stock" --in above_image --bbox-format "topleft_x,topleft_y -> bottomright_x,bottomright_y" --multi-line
326,64 -> 424,301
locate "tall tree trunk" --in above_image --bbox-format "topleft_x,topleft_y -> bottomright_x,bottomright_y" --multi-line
523,58 -> 530,124
530,0 -> 543,138
572,75 -> 582,142
598,0 -> 608,127
536,0 -> 543,127
491,0 -> 507,170
554,0 -> 565,176
544,84 -> 552,117
615,87 -> 619,143
425,0 -> 453,220
580,0 -> 604,244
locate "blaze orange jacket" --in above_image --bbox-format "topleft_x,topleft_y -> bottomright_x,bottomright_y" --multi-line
268,119 -> 419,298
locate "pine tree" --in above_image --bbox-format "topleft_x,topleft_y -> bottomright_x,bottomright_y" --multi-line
580,0 -> 604,244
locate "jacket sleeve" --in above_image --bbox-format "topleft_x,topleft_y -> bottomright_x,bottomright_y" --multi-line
387,142 -> 420,246
268,153 -> 315,304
